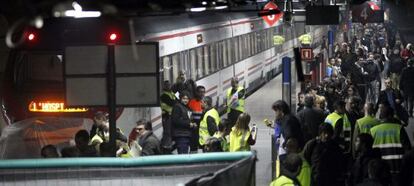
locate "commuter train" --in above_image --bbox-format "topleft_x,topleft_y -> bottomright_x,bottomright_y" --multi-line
0,11 -> 327,137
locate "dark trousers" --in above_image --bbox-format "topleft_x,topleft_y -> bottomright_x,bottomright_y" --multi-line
160,114 -> 173,154
190,127 -> 200,152
404,94 -> 414,115
175,137 -> 191,154
356,84 -> 367,103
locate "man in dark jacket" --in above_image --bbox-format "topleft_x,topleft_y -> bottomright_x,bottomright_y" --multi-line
378,78 -> 408,125
351,133 -> 382,185
352,57 -> 369,102
75,130 -> 98,157
303,123 -> 346,186
388,49 -> 405,90
364,53 -> 381,104
160,80 -> 177,154
296,95 -> 326,142
136,120 -> 161,156
324,83 -> 341,113
340,45 -> 357,77
399,59 -> 414,117
171,91 -> 197,154
272,100 -> 305,156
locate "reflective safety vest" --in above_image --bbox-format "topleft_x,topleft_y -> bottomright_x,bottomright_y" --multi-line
273,35 -> 285,45
298,34 -> 312,45
229,127 -> 251,152
325,112 -> 352,143
199,108 -> 220,146
370,123 -> 403,174
160,91 -> 176,115
356,115 -> 380,134
297,157 -> 311,186
275,156 -> 311,186
270,175 -> 297,186
226,86 -> 245,113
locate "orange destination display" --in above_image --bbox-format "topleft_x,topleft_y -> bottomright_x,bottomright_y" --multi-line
28,101 -> 88,112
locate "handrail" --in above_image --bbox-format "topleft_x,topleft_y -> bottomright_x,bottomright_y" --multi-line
0,151 -> 253,169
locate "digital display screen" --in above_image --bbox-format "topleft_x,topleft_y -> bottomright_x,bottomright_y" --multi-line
29,101 -> 88,113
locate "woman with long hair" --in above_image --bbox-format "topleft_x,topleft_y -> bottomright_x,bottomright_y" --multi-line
229,113 -> 256,152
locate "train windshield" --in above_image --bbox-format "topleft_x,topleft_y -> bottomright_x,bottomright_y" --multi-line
14,52 -> 63,89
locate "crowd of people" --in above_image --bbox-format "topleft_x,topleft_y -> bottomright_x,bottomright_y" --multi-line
159,71 -> 255,154
38,22 -> 414,185
271,23 -> 414,186
40,70 -> 254,158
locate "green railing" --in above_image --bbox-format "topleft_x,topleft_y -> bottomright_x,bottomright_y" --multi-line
0,151 -> 253,169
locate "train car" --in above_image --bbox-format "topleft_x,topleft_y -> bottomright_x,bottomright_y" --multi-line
0,11 -> 327,158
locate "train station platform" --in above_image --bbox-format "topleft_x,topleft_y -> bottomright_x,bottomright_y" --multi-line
246,75 -> 283,185
246,74 -> 414,185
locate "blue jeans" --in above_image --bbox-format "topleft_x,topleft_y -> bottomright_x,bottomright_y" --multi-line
175,137 -> 190,154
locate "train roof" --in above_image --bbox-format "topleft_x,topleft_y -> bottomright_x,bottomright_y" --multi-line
15,11 -> 260,51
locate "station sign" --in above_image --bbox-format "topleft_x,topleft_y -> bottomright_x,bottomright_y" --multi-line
300,48 -> 313,61
261,2 -> 283,26
352,1 -> 384,23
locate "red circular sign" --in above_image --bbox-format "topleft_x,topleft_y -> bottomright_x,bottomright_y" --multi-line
262,2 -> 283,26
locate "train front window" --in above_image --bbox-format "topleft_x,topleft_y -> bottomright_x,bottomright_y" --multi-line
13,52 -> 63,91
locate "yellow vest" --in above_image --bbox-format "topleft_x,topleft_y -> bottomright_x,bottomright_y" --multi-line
273,35 -> 285,45
160,91 -> 176,115
297,157 -> 311,186
325,112 -> 352,142
199,108 -> 220,146
299,34 -> 312,45
229,127 -> 251,152
226,86 -> 245,113
270,175 -> 296,186
275,155 -> 311,186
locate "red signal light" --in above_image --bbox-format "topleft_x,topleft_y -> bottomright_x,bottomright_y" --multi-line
109,33 -> 118,41
27,33 -> 35,41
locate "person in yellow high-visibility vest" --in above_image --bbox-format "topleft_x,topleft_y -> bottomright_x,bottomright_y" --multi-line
352,103 -> 380,156
199,96 -> 220,149
299,33 -> 312,47
274,138 -> 311,186
273,35 -> 285,45
229,113 -> 256,152
160,80 -> 177,153
325,100 -> 352,153
270,153 -> 303,186
226,77 -> 245,128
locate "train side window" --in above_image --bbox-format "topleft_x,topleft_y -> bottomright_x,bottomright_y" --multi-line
196,47 -> 204,78
210,43 -> 217,73
189,49 -> 197,80
256,32 -> 263,52
172,53 -> 180,83
238,36 -> 243,61
247,34 -> 251,58
268,29 -> 273,48
226,39 -> 232,65
251,32 -> 256,55
241,35 -> 245,60
162,56 -> 172,82
203,45 -> 210,75
262,30 -> 267,51
234,36 -> 239,62
180,51 -> 189,80
262,30 -> 267,50
221,41 -> 228,68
